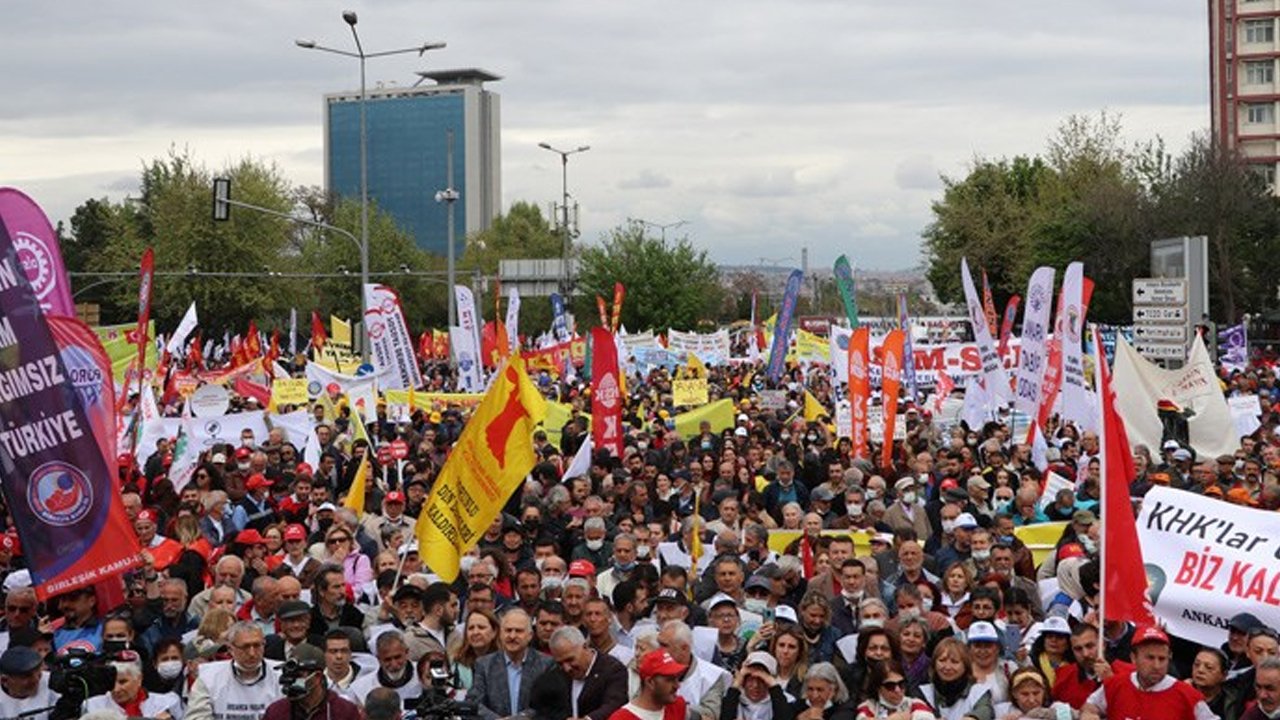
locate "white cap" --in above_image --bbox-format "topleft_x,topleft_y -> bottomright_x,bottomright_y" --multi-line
317,502 -> 337,513
954,513 -> 979,529
744,651 -> 778,674
773,605 -> 799,624
966,621 -> 999,643
1041,616 -> 1072,636
2,570 -> 31,593
398,541 -> 420,556
706,592 -> 737,610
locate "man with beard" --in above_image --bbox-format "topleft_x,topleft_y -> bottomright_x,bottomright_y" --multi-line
187,622 -> 283,720
350,631 -> 423,706
608,649 -> 689,720
420,582 -> 459,650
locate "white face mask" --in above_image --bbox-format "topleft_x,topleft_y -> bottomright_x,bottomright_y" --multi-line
901,492 -> 917,505
744,598 -> 768,614
541,576 -> 564,592
941,519 -> 956,533
157,660 -> 184,680
636,545 -> 651,559
866,490 -> 880,501
972,548 -> 991,562
586,539 -> 604,551
841,589 -> 863,603
846,504 -> 863,517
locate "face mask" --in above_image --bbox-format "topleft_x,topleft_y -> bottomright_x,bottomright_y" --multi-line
237,462 -> 251,472
744,598 -> 768,615
637,442 -> 648,451
615,560 -> 636,573
541,576 -> 563,592
841,589 -> 863,603
586,539 -> 604,551
1081,537 -> 1098,554
702,440 -> 712,449
157,660 -> 184,680
998,535 -> 1014,545
901,492 -> 917,505
806,434 -> 817,443
866,490 -> 880,501
898,607 -> 921,621
861,617 -> 885,629
941,519 -> 956,533
972,548 -> 991,562
636,545 -> 651,559
242,439 -> 254,448
847,504 -> 863,517
459,556 -> 478,575
780,433 -> 791,442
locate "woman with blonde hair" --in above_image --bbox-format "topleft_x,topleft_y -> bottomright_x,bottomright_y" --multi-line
448,608 -> 499,691
186,608 -> 235,659
915,637 -> 992,720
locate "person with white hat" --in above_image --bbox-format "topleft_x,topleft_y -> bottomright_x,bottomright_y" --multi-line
883,478 -> 932,543
721,651 -> 794,720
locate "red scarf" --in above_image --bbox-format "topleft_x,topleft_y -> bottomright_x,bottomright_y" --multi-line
121,687 -> 148,717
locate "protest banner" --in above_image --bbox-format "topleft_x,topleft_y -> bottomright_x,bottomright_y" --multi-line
414,358 -> 546,582
363,283 -> 424,391
0,188 -> 75,316
1136,486 -> 1280,646
767,270 -> 803,381
1014,267 -> 1055,417
0,216 -> 141,599
271,378 -> 308,407
590,327 -> 623,457
666,329 -> 731,364
673,379 -> 709,407
674,398 -> 734,439
961,258 -> 1012,402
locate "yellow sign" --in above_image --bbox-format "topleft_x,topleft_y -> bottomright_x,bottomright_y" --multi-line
415,358 -> 548,582
673,398 -> 734,439
764,521 -> 1066,568
672,379 -> 709,407
271,378 -> 309,407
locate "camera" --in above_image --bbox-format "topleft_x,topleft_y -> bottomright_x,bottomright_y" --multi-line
47,649 -> 117,720
279,659 -> 322,700
404,659 -> 478,720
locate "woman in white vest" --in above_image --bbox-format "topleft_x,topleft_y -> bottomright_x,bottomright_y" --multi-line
85,654 -> 185,719
185,621 -> 282,720
915,638 -> 993,720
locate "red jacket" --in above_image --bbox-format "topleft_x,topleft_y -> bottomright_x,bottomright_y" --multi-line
608,697 -> 687,720
1053,660 -> 1134,709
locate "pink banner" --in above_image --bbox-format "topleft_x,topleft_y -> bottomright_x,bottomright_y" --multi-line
0,188 -> 75,316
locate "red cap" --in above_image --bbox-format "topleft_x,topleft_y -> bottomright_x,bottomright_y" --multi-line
940,478 -> 959,491
1,533 -> 21,556
385,491 -> 405,504
136,509 -> 159,525
1057,543 -> 1086,561
246,473 -> 272,490
236,528 -> 267,546
235,446 -> 252,459
283,524 -> 308,542
568,559 -> 596,578
638,649 -> 688,680
295,463 -> 314,477
1133,625 -> 1170,647
922,410 -> 933,419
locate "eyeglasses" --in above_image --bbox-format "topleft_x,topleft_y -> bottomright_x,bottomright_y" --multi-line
327,536 -> 351,545
233,641 -> 265,651
881,680 -> 906,691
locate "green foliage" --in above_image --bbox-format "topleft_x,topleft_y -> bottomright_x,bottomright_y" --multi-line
575,220 -> 722,331
462,201 -> 562,335
922,113 -> 1280,323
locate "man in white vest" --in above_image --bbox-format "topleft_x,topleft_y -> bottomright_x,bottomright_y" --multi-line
0,647 -> 59,720
186,620 -> 282,720
658,620 -> 729,720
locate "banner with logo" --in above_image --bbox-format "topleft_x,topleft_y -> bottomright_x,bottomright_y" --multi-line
896,293 -> 917,401
1220,323 -> 1248,374
998,294 -> 1020,357
0,189 -> 75,317
1135,486 -> 1280,646
1014,267 -> 1055,418
505,287 -> 521,351
47,317 -> 119,495
848,327 -> 871,459
767,270 -> 804,382
673,379 -> 709,407
880,329 -> 905,470
0,215 -> 142,599
1059,262 -> 1093,430
833,255 -> 860,330
550,293 -> 569,341
960,258 -> 1012,404
590,327 -> 623,457
414,357 -> 547,582
134,248 -> 154,393
363,284 -> 424,391
454,285 -> 483,391
187,412 -> 270,450
525,337 -> 588,376
666,329 -> 731,364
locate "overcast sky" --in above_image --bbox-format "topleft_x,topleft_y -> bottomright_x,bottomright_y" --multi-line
3,1 -> 1207,271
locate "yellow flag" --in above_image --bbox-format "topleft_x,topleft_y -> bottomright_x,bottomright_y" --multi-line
415,356 -> 548,582
685,352 -> 706,379
331,316 -> 353,348
804,391 -> 826,422
688,497 -> 702,599
343,453 -> 371,515
350,405 -> 371,447
673,398 -> 735,439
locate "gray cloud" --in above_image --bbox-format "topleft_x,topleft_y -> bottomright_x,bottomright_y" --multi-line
617,169 -> 672,190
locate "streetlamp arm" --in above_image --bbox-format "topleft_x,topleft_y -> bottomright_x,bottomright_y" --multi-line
297,43 -> 362,59
366,43 -> 446,59
221,197 -> 361,255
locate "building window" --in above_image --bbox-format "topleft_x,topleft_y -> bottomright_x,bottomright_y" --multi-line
1246,60 -> 1275,85
1251,164 -> 1276,192
1244,19 -> 1274,44
1246,102 -> 1275,124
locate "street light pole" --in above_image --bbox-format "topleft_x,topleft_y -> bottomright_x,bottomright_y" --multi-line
296,11 -> 445,361
537,142 -> 590,300
435,130 -> 460,326
636,218 -> 689,242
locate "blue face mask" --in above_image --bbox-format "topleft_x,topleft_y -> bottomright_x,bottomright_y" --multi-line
998,535 -> 1014,545
616,560 -> 637,573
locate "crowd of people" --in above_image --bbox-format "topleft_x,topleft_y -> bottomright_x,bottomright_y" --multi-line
1,350 -> 1278,720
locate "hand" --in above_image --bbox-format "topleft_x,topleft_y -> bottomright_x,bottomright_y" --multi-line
1015,647 -> 1028,664
140,550 -> 155,569
1094,659 -> 1114,681
798,706 -> 824,720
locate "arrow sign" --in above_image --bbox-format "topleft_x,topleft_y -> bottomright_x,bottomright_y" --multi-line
1133,325 -> 1187,342
1135,342 -> 1187,360
1132,278 -> 1187,306
1133,306 -> 1187,323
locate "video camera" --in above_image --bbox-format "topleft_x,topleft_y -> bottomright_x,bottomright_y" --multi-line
46,649 -> 117,720
405,658 -> 478,720
279,658 -> 323,700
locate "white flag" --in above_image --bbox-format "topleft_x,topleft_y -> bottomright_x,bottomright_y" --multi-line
506,287 -> 521,351
1058,262 -> 1095,431
363,284 -> 424,390
563,432 -> 593,480
289,308 -> 298,356
166,302 -> 198,356
450,324 -> 484,392
1013,267 -> 1054,417
960,258 -> 1012,403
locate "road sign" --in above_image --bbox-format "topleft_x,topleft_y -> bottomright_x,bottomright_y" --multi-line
1133,306 -> 1187,323
1135,342 -> 1187,360
1133,278 -> 1187,306
1133,325 -> 1187,343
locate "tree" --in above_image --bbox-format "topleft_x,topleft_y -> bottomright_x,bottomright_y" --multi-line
460,201 -> 562,336
575,220 -> 721,331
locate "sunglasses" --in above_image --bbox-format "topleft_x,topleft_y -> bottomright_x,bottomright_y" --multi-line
881,680 -> 906,691
327,536 -> 351,545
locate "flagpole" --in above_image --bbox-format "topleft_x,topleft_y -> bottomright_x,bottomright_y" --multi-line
1091,323 -> 1106,633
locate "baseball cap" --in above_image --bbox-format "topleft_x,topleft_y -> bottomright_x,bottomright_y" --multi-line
966,621 -> 999,644
393,584 -> 426,604
245,473 -> 271,490
398,541 -> 420,557
295,462 -> 314,476
894,477 -> 915,492
1040,616 -> 1072,636
236,528 -> 267,546
136,509 -> 159,525
1133,625 -> 1170,647
940,478 -> 959,492
654,588 -> 686,605
211,452 -> 228,464
706,593 -> 737,610
283,524 -> 308,542
967,477 -> 991,491
1229,612 -> 1264,633
734,427 -> 748,438
0,534 -> 20,557
870,532 -> 894,546
744,575 -> 773,593
638,649 -> 687,680
954,513 -> 979,530
1171,449 -> 1193,462
773,605 -> 799,624
0,647 -> 43,675
316,502 -> 337,513
568,559 -> 596,578
743,651 -> 778,675
1162,440 -> 1181,451
235,446 -> 252,459
1057,543 -> 1087,561
290,643 -> 325,671
811,486 -> 835,503
384,491 -> 406,504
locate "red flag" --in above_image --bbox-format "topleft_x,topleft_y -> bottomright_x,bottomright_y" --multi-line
933,365 -> 955,414
310,311 -> 327,350
187,332 -> 204,370
433,329 -> 450,360
800,534 -> 815,580
880,329 -> 905,472
847,327 -> 871,460
234,375 -> 271,407
1095,327 -> 1156,626
135,248 -> 155,395
611,282 -> 625,332
244,320 -> 262,358
998,294 -> 1021,356
266,329 -> 280,366
981,268 -> 998,337
590,327 -> 624,457
596,295 -> 609,328
418,331 -> 433,361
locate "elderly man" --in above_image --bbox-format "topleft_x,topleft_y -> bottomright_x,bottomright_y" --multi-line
350,630 -> 423,706
187,621 -> 282,720
533,626 -> 628,720
659,620 -> 730,720
189,555 -> 251,618
140,579 -> 198,654
596,534 -> 640,603
471,609 -> 554,720
1242,658 -> 1280,720
0,647 -> 58,720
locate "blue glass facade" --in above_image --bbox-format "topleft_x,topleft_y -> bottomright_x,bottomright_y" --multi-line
327,92 -> 467,256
